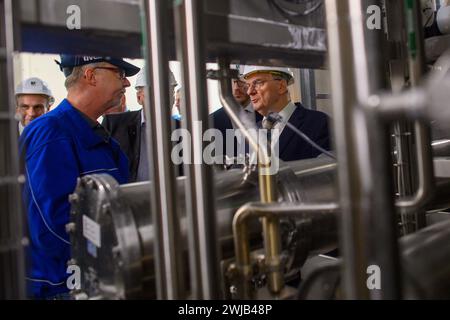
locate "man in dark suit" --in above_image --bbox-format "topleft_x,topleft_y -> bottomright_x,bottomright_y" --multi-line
102,69 -> 178,182
241,65 -> 330,161
210,75 -> 263,160
102,109 -> 143,182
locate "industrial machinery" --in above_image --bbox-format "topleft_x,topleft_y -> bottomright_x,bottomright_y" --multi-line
68,159 -> 338,299
3,0 -> 450,300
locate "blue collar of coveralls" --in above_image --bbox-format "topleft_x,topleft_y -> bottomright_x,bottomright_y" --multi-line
59,99 -> 109,149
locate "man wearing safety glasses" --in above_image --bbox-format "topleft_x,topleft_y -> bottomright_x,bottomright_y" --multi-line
19,55 -> 140,299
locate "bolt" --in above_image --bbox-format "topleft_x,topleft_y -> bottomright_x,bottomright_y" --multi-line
229,285 -> 237,295
21,237 -> 30,246
68,193 -> 79,204
65,222 -> 76,234
102,203 -> 111,213
86,180 -> 94,189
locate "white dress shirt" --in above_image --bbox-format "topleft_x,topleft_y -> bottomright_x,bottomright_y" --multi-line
263,101 -> 297,146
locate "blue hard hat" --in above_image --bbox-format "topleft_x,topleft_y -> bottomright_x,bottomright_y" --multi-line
56,55 -> 140,77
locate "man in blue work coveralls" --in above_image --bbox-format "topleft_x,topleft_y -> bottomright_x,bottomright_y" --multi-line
19,55 -> 140,299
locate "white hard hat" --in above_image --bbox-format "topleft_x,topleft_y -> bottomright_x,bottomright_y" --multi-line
135,69 -> 177,89
241,65 -> 295,85
15,77 -> 54,104
135,69 -> 147,88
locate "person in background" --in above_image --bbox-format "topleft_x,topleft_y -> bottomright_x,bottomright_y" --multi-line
103,68 -> 181,181
102,69 -> 148,182
210,65 -> 263,160
15,77 -> 54,134
172,85 -> 182,121
241,65 -> 331,161
20,55 -> 139,299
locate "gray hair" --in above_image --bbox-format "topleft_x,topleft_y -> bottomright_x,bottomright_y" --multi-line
64,62 -> 104,89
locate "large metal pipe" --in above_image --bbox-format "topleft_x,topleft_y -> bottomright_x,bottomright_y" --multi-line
325,0 -> 401,299
300,219 -> 450,300
217,58 -> 283,296
178,0 -> 221,299
432,139 -> 450,157
368,51 -> 450,121
401,218 -> 450,299
68,159 -> 338,299
141,0 -> 184,299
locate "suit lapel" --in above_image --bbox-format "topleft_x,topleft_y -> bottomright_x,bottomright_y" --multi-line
278,104 -> 306,157
128,111 -> 142,181
127,112 -> 141,150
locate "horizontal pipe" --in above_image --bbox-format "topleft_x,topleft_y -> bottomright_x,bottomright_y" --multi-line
396,122 -> 435,209
232,202 -> 339,299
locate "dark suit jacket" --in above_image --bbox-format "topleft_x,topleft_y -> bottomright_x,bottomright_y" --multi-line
102,110 -> 183,181
271,103 -> 331,161
102,110 -> 142,182
210,107 -> 263,158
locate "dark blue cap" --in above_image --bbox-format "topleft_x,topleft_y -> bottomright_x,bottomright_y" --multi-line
56,55 -> 140,77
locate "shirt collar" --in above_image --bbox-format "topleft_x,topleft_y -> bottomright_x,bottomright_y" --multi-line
277,101 -> 296,124
18,122 -> 25,135
263,101 -> 296,126
244,102 -> 254,113
73,107 -> 98,129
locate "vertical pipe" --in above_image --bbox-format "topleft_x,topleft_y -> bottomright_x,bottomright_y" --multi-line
325,0 -> 368,299
351,0 -> 402,299
217,59 -> 283,297
141,0 -> 184,299
405,0 -> 434,231
325,0 -> 402,299
0,0 -> 26,299
178,0 -> 221,299
299,69 -> 317,110
173,1 -> 201,300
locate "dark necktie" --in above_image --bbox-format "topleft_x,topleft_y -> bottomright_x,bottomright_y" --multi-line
262,117 -> 277,156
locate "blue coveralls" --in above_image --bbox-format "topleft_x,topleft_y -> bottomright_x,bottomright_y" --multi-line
19,99 -> 129,299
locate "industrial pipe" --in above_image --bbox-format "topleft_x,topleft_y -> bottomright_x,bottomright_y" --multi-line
141,0 -> 184,299
232,202 -> 339,299
325,0 -> 402,299
174,0 -> 222,299
217,58 -> 283,295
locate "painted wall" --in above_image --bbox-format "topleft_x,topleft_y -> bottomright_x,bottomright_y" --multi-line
14,53 -> 307,117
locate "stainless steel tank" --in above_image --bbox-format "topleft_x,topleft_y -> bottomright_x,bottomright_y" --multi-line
67,158 -> 338,299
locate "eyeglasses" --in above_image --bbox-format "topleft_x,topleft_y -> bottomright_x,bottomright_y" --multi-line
243,78 -> 282,91
232,80 -> 248,89
94,67 -> 126,80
